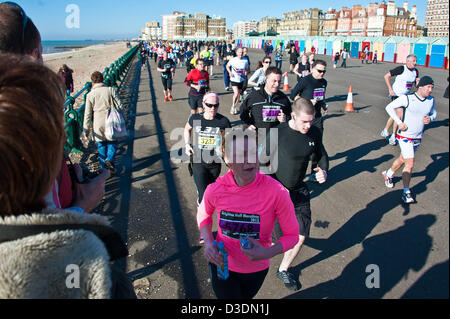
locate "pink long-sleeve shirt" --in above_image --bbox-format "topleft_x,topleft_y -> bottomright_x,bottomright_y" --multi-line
197,170 -> 299,274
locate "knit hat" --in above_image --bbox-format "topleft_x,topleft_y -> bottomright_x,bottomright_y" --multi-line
418,76 -> 434,87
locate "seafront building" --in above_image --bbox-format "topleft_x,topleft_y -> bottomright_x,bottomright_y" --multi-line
425,0 -> 449,38
233,20 -> 258,38
161,11 -> 226,41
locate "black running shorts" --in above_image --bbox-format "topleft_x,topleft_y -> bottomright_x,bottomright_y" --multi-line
189,95 -> 204,110
274,184 -> 311,238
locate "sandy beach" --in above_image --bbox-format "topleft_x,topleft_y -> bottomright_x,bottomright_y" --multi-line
44,41 -> 134,105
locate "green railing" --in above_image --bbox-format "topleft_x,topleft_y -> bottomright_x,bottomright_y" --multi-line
64,45 -> 139,154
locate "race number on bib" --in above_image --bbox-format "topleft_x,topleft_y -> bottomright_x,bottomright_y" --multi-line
262,105 -> 281,122
313,88 -> 325,101
219,211 -> 261,240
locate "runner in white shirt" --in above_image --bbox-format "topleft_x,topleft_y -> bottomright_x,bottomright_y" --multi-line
381,54 -> 420,145
226,47 -> 250,115
381,76 -> 437,204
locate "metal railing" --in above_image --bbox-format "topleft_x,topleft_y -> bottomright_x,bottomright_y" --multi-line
64,45 -> 139,154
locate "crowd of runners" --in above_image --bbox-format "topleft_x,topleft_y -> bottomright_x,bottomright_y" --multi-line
138,39 -> 442,299
0,1 -> 444,300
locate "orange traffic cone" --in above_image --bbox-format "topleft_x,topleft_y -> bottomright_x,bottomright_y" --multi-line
344,85 -> 354,112
283,72 -> 290,92
216,56 -> 220,66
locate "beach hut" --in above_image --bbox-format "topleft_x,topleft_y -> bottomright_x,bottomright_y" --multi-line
299,39 -> 306,53
317,38 -> 326,55
372,36 -> 388,61
396,37 -> 413,64
412,37 -> 431,67
305,38 -> 312,54
348,37 -> 360,59
428,38 -> 449,69
325,36 -> 337,56
332,36 -> 343,56
383,37 -> 397,63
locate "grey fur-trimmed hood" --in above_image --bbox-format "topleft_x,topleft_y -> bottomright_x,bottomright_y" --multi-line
0,209 -> 112,299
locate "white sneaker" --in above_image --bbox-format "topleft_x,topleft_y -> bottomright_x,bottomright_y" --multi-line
382,171 -> 394,188
230,106 -> 236,115
402,191 -> 415,204
380,129 -> 390,139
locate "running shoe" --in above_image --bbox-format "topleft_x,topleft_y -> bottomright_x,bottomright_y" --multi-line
380,129 -> 390,139
276,271 -> 301,291
168,95 -> 174,101
164,97 -> 168,102
230,106 -> 236,115
381,171 -> 394,188
388,135 -> 398,146
402,191 -> 415,204
199,233 -> 204,244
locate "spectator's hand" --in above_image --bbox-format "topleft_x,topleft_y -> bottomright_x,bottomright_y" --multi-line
72,168 -> 110,213
80,131 -> 90,148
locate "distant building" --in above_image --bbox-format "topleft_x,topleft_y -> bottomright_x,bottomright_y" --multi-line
162,11 -> 226,40
141,21 -> 161,40
258,17 -> 279,34
323,8 -> 339,36
162,11 -> 186,41
351,5 -> 368,36
383,1 -> 417,37
233,20 -> 258,38
336,7 -> 352,36
425,0 -> 449,38
278,8 -> 324,36
367,2 -> 387,37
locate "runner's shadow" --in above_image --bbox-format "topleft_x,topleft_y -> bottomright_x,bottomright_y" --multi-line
308,139 -> 393,200
285,214 -> 436,299
297,151 -> 448,278
401,259 -> 449,298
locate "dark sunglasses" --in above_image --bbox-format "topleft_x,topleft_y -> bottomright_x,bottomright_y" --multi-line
263,61 -> 271,64
2,2 -> 28,51
316,69 -> 326,74
204,103 -> 219,108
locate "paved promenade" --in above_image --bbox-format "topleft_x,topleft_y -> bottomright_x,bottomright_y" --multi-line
99,49 -> 449,299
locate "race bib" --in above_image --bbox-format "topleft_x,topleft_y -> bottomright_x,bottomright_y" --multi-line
198,79 -> 207,88
262,105 -> 281,122
164,63 -> 172,69
313,88 -> 325,101
235,68 -> 245,75
195,127 -> 221,151
219,211 -> 261,240
406,81 -> 413,90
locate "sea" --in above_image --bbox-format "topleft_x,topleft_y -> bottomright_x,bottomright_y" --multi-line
42,40 -> 112,54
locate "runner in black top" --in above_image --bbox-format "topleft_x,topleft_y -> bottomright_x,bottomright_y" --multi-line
262,98 -> 329,291
157,51 -> 176,102
240,67 -> 291,131
290,60 -> 329,175
184,92 -> 232,209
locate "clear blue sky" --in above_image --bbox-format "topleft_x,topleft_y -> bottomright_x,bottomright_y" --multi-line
16,0 -> 427,40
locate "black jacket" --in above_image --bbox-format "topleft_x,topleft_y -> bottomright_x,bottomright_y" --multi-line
240,86 -> 292,130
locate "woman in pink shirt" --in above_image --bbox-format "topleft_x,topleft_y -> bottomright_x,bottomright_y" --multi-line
197,129 -> 299,299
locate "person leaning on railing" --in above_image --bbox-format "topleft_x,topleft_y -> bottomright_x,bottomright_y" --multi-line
0,54 -> 137,299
